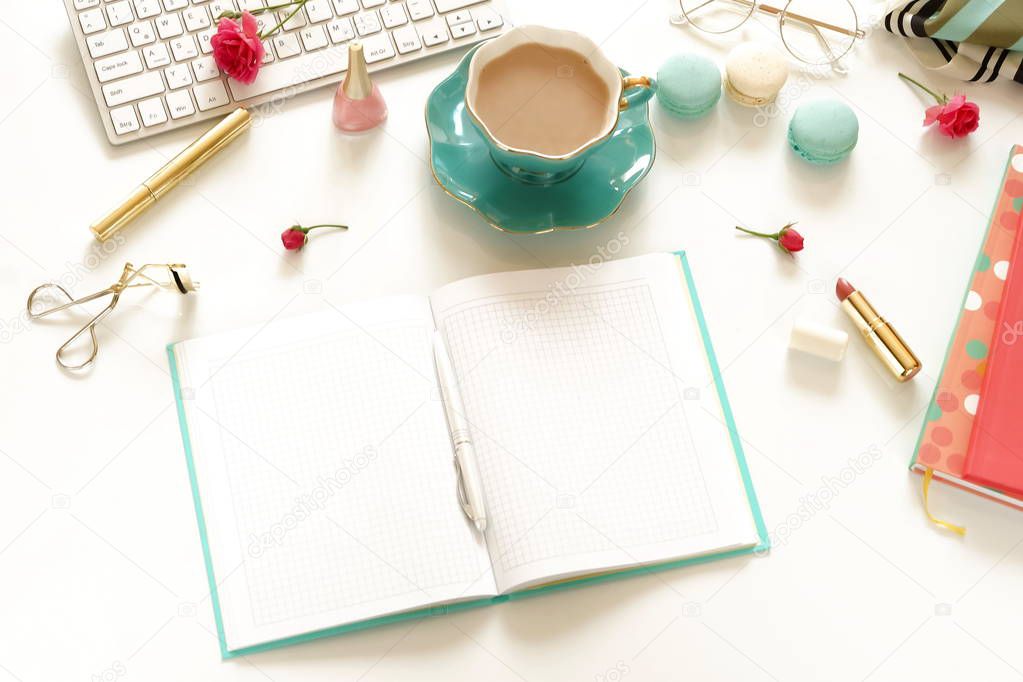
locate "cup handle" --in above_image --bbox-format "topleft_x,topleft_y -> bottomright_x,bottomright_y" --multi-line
619,76 -> 656,112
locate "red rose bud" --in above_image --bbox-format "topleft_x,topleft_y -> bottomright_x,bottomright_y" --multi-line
281,223 -> 348,251
281,226 -> 307,250
777,225 -> 804,253
735,222 -> 804,255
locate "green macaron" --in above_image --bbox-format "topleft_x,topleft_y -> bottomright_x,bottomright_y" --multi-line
655,53 -> 721,119
787,99 -> 859,165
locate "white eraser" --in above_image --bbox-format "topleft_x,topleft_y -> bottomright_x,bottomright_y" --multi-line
789,317 -> 848,362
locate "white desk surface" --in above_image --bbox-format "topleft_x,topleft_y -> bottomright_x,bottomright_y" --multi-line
3,1 -> 1023,680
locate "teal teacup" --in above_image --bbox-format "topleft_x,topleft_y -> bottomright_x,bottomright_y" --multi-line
464,25 -> 656,186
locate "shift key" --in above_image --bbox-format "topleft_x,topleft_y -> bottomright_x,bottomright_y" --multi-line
102,71 -> 164,107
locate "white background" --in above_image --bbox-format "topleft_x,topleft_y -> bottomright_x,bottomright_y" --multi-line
2,0 -> 1023,680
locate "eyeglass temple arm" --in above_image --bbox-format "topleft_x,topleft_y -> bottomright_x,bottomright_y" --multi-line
755,2 -> 865,39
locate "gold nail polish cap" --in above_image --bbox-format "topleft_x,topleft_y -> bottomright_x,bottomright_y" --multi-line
343,42 -> 373,99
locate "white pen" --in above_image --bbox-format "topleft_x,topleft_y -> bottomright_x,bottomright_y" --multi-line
433,331 -> 488,534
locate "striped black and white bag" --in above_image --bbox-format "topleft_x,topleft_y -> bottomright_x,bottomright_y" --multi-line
884,0 -> 1023,85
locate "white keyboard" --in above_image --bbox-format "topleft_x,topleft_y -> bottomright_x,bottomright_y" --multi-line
63,0 -> 510,144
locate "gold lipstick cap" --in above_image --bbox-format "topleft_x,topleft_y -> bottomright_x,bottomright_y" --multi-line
842,292 -> 921,382
90,108 -> 251,241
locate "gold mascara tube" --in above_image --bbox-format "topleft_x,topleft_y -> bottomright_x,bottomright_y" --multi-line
90,108 -> 251,241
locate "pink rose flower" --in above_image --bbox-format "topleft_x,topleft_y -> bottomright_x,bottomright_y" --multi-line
924,94 -> 980,139
899,73 -> 980,140
211,11 -> 264,85
735,222 -> 805,255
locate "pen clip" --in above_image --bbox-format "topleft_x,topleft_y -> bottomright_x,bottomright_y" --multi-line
453,456 -> 475,522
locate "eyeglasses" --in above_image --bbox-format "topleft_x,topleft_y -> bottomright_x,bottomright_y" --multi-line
670,0 -> 864,70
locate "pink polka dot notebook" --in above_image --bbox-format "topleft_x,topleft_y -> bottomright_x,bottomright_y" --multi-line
910,145 -> 1023,508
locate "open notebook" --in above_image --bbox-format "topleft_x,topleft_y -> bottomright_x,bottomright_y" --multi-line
168,252 -> 767,657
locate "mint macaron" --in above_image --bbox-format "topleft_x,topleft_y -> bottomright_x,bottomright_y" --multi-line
655,53 -> 721,119
787,99 -> 859,164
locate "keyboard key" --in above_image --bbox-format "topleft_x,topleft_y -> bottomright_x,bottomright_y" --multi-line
304,0 -> 333,23
445,10 -> 471,26
110,104 -> 140,134
209,1 -> 236,19
473,6 -> 501,31
143,42 -> 171,67
196,26 -> 216,53
138,96 -> 168,126
326,17 -> 354,43
165,63 -> 193,88
354,11 -> 380,35
278,8 -> 306,30
361,32 -> 394,62
392,24 -> 421,54
74,0 -> 100,9
380,4 -> 407,28
362,0 -> 385,7
450,21 -> 475,38
228,46 -> 348,99
95,49 -> 143,83
239,0 -> 264,10
183,6 -> 211,31
418,18 -> 448,46
156,13 -> 184,38
261,39 -> 275,62
166,88 -> 196,118
332,0 -> 358,14
193,79 -> 230,110
163,0 -> 188,10
87,29 -> 129,58
300,25 -> 328,51
192,55 -> 220,81
133,0 -> 162,18
106,1 -> 135,27
79,8 -> 107,34
128,21 -> 156,46
102,71 -> 164,106
170,35 -> 198,60
271,32 -> 301,58
406,0 -> 432,20
434,0 -> 485,11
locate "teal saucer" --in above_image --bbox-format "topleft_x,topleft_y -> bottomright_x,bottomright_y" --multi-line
425,46 -> 656,234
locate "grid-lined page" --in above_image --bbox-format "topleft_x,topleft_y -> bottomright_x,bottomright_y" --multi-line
175,299 -> 495,651
430,255 -> 758,592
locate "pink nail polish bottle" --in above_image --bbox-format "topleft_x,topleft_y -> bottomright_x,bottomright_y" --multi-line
332,41 -> 387,132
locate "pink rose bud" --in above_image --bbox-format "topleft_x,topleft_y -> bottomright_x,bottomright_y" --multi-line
281,223 -> 348,251
735,222 -> 805,255
211,11 -> 265,85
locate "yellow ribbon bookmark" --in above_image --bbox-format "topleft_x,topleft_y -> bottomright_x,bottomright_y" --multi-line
922,468 -> 967,536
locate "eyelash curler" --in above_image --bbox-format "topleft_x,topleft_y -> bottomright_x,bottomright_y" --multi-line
26,262 -> 198,371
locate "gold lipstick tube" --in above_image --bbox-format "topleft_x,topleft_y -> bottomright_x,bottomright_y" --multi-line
841,291 -> 921,382
90,108 -> 251,241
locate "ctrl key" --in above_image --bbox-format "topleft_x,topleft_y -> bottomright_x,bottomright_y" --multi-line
110,105 -> 140,134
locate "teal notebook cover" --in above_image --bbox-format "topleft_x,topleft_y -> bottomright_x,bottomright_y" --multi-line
167,250 -> 769,658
